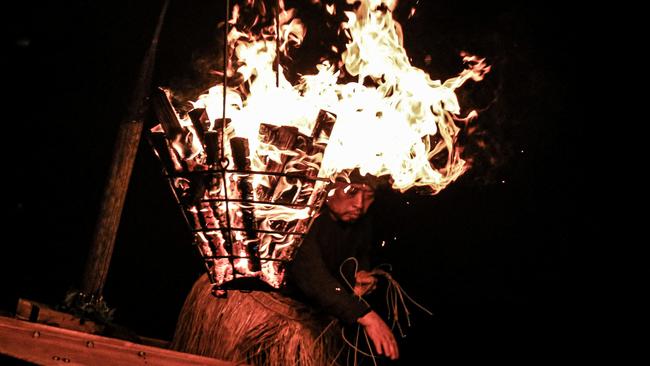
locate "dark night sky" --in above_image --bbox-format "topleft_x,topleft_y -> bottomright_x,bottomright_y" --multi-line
3,0 -> 589,364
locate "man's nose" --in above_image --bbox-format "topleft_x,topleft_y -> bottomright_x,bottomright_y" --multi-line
351,192 -> 364,208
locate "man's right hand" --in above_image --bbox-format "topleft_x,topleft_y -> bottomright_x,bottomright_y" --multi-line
354,270 -> 378,297
357,310 -> 399,360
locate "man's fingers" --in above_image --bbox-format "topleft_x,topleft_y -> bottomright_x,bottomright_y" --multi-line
373,335 -> 390,359
359,310 -> 399,360
390,340 -> 399,359
370,336 -> 383,355
356,276 -> 374,284
382,335 -> 398,360
386,339 -> 397,359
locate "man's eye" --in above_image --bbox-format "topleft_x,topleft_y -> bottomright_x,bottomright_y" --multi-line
346,187 -> 359,195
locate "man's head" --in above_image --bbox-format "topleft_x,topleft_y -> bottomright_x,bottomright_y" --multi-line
325,171 -> 377,223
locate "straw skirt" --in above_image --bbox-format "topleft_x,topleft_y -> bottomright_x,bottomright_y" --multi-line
170,274 -> 342,366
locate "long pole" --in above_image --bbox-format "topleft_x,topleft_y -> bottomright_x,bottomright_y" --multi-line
81,0 -> 170,298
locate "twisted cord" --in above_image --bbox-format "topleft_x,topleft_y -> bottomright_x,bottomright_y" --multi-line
370,268 -> 433,337
337,257 -> 433,363
338,257 -> 376,363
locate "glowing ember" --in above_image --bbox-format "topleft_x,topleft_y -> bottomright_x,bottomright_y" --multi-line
150,0 -> 490,290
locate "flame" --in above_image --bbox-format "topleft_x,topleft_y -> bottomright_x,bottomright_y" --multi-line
151,0 -> 489,288
192,0 -> 489,193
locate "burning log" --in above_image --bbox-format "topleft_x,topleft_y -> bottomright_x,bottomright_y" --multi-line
204,131 -> 221,167
186,200 -> 233,289
150,131 -> 183,173
198,202 -> 220,230
196,116 -> 232,259
229,137 -> 260,271
189,196 -> 234,288
311,109 -> 336,143
278,110 -> 337,236
151,87 -> 206,173
256,110 -> 337,249
230,137 -> 254,196
257,124 -> 302,202
201,173 -> 234,257
304,109 -> 337,184
187,206 -> 205,232
152,87 -> 184,139
204,118 -> 228,167
205,232 -> 234,287
208,201 -> 233,253
194,232 -> 233,291
182,172 -> 233,261
271,110 -> 336,205
188,108 -> 209,145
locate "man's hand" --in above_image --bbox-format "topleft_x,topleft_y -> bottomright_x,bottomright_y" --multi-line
357,310 -> 399,360
354,270 -> 377,297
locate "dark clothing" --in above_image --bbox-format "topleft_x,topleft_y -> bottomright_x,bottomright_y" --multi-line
284,208 -> 373,325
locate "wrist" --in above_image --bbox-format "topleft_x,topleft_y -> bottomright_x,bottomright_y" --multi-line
357,310 -> 377,326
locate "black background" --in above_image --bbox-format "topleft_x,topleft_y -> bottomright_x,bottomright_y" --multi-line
3,0 -> 588,364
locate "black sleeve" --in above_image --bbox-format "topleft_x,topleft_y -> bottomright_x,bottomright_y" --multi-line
356,219 -> 373,272
288,228 -> 370,325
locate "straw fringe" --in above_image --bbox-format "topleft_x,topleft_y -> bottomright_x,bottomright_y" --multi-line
170,274 -> 342,366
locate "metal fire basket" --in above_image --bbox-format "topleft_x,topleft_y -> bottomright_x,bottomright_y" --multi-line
148,88 -> 337,294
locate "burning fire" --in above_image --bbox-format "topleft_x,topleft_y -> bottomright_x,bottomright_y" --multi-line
150,0 -> 490,290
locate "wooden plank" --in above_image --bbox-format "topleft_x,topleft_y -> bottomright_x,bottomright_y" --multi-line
0,316 -> 245,366
15,298 -> 168,349
15,298 -> 104,334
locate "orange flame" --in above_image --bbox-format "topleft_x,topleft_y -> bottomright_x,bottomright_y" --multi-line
191,0 -> 489,193
151,0 -> 490,288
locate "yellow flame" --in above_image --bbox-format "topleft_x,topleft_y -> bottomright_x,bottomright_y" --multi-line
189,0 -> 488,193
154,0 -> 489,287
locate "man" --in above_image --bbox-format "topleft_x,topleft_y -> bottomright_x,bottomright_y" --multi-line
171,172 -> 398,364
285,174 -> 399,360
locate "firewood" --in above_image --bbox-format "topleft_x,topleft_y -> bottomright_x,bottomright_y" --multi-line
229,137 -> 260,271
149,131 -> 183,173
311,109 -> 336,141
151,87 -> 184,139
205,118 -> 229,167
188,108 -> 209,144
257,124 -> 303,201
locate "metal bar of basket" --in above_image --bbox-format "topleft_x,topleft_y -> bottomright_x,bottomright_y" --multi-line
199,197 -> 319,208
191,227 -> 307,236
165,169 -> 330,182
203,256 -> 286,262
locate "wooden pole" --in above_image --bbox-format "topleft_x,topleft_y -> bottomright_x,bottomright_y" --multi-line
81,122 -> 144,297
80,0 -> 170,298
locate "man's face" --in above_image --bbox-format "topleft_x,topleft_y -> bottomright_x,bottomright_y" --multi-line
326,182 -> 375,223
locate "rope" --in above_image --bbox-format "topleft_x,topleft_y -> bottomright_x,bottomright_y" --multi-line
337,256 -> 433,363
276,0 -> 281,88
219,0 -> 233,271
222,0 -> 229,129
371,267 -> 433,337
